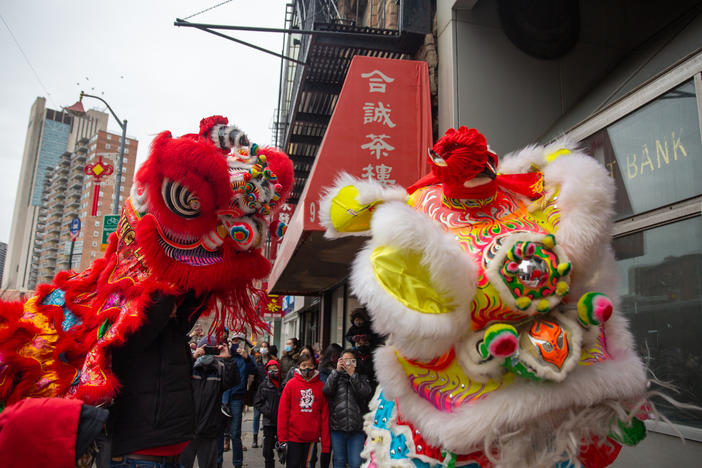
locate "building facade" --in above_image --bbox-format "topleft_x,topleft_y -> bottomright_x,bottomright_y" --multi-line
29,128 -> 138,285
270,0 -> 433,349
77,130 -> 138,271
435,0 -> 702,464
0,242 -> 7,287
3,97 -> 107,290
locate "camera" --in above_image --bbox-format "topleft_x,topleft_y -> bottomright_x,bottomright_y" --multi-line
204,346 -> 220,355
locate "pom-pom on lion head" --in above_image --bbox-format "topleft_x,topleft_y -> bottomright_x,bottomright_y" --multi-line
429,126 -> 498,187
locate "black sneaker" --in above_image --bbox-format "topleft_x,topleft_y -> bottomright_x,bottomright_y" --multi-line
221,404 -> 232,418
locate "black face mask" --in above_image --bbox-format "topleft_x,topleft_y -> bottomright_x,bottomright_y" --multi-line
268,370 -> 279,379
357,345 -> 370,354
300,368 -> 314,379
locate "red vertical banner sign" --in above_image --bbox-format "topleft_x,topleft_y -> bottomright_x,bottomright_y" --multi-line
268,56 -> 432,292
299,56 -> 432,231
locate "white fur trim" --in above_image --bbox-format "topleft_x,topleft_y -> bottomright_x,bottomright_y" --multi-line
130,182 -> 148,213
319,173 -> 408,239
350,201 -> 477,359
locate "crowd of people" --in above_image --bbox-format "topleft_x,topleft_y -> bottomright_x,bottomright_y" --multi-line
183,308 -> 380,468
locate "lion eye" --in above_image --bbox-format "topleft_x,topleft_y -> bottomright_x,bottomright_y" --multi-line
161,179 -> 200,218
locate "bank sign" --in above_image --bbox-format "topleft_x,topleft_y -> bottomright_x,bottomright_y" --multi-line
605,80 -> 701,218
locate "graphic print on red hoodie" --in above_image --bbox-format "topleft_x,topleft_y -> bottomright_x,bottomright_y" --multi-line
277,369 -> 331,452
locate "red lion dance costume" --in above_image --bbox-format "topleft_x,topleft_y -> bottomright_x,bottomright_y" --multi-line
0,116 -> 293,410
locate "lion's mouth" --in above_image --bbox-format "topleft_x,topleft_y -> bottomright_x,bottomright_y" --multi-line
157,236 -> 224,266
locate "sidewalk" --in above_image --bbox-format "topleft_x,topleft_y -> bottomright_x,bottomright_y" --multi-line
221,406 -> 268,468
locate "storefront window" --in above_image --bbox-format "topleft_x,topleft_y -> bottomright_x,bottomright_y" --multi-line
581,80 -> 701,220
613,215 -> 702,428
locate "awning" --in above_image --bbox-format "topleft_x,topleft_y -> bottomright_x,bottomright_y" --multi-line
269,55 -> 432,295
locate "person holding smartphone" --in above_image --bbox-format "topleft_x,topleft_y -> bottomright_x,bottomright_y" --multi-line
181,338 -> 238,468
219,332 -> 256,468
322,349 -> 372,468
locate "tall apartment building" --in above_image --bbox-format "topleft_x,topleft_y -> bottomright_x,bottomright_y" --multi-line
3,97 -> 108,290
77,130 -> 138,271
30,130 -> 138,285
0,242 -> 7,287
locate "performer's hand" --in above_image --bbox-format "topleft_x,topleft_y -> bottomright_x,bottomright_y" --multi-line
218,344 -> 231,358
193,346 -> 205,358
237,346 -> 249,359
336,359 -> 344,372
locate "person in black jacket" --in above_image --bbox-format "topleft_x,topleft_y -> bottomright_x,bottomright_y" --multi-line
322,349 -> 372,468
180,338 -> 239,468
107,291 -> 209,467
253,359 -> 282,468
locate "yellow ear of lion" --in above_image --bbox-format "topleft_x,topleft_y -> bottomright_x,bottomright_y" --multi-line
329,185 -> 381,233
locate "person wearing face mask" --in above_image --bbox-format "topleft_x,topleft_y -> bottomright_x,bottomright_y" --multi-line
352,334 -> 377,394
322,349 -> 372,468
344,308 -> 371,347
253,360 -> 282,468
284,345 -> 316,386
277,354 -> 330,468
279,338 -> 300,379
249,341 -> 270,449
318,343 -> 342,384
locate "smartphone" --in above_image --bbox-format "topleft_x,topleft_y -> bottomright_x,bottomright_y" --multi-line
204,346 -> 220,355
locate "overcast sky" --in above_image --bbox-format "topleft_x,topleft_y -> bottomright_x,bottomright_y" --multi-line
0,0 -> 288,244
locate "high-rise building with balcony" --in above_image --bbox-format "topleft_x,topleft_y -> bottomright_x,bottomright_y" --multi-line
3,97 -> 108,290
0,242 -> 7,287
29,130 -> 138,286
77,131 -> 138,271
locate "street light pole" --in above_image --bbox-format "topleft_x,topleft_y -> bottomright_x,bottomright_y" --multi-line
78,91 -> 127,214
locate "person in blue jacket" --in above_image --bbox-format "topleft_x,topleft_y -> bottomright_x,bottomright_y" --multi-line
219,331 -> 256,468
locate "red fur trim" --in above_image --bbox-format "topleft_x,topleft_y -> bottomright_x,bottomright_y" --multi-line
135,131 -> 233,237
204,287 -> 269,338
199,115 -> 228,138
136,214 -> 272,293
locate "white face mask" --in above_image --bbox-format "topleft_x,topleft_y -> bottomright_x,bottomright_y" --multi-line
260,347 -> 269,355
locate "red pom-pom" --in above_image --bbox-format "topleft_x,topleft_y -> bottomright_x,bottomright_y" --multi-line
431,127 -> 493,185
199,115 -> 229,138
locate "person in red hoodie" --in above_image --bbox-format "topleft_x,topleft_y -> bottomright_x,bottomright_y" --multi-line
277,353 -> 331,468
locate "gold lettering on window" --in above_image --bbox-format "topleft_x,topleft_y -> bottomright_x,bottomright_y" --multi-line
626,153 -> 638,179
622,128 -> 689,179
606,160 -> 618,179
640,144 -> 654,174
672,130 -> 687,160
655,139 -> 669,168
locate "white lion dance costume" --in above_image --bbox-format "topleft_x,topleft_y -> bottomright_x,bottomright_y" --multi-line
319,127 -> 649,468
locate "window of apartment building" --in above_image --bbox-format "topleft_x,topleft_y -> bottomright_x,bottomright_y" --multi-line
106,144 -> 111,149
124,149 -> 129,155
94,221 -> 100,227
572,54 -> 702,436
93,231 -> 99,237
107,134 -> 112,140
92,241 -> 97,247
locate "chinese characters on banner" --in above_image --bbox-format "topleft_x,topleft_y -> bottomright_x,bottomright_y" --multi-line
286,56 -> 431,232
360,70 -> 397,187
